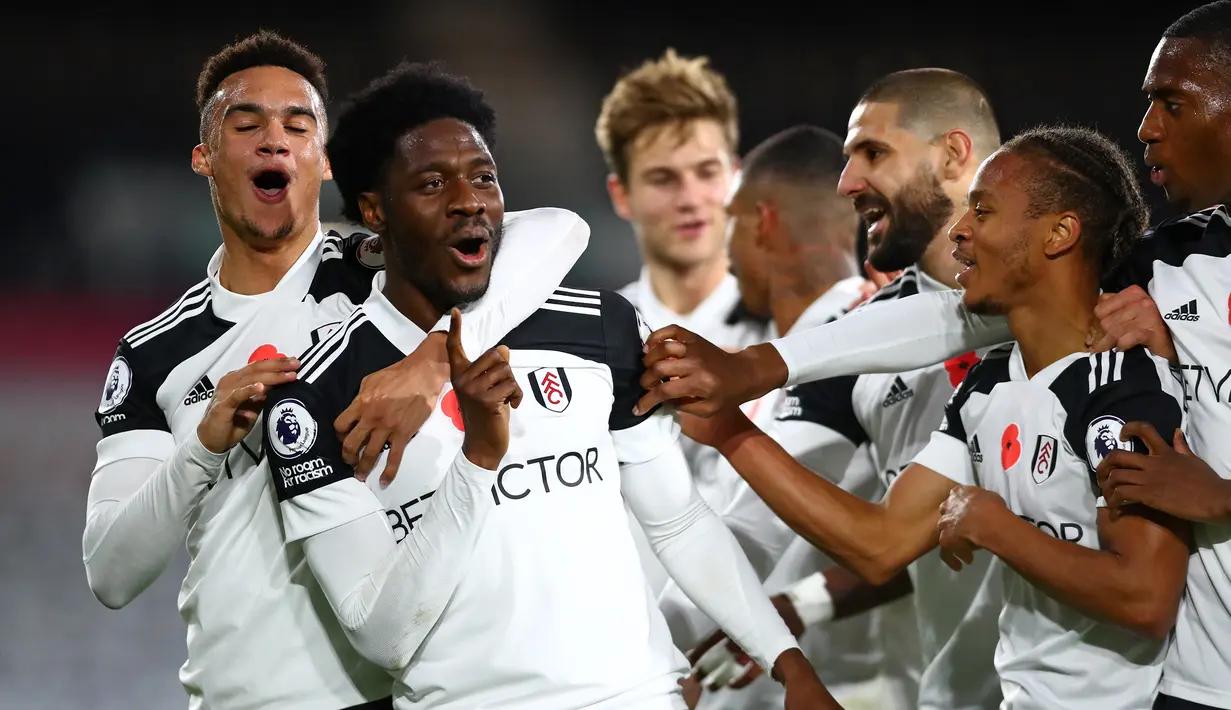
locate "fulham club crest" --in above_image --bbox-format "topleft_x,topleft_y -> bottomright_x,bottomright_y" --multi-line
1030,434 -> 1058,484
529,367 -> 572,413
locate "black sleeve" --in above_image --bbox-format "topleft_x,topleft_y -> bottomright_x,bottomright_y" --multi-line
935,346 -> 1013,445
1060,350 -> 1184,496
775,376 -> 868,447
601,290 -> 658,431
95,339 -> 169,437
262,379 -> 355,502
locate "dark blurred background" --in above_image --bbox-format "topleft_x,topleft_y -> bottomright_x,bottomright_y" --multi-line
0,2 -> 1205,706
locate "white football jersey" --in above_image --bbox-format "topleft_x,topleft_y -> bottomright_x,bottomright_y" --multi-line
914,344 -> 1184,709
266,278 -> 688,710
776,265 -> 1004,710
1107,206 -> 1231,708
93,227 -> 390,710
90,209 -> 589,710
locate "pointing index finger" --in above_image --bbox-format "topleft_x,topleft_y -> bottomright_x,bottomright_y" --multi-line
446,308 -> 469,374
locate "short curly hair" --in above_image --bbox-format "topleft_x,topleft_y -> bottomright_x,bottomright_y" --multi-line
327,61 -> 497,224
1003,125 -> 1149,277
195,30 -> 327,139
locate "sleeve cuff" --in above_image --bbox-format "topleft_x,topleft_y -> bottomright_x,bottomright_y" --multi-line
279,477 -> 385,543
784,572 -> 834,626
611,411 -> 681,465
912,431 -> 975,486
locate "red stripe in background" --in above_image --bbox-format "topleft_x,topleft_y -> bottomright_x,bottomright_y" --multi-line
1,294 -> 174,374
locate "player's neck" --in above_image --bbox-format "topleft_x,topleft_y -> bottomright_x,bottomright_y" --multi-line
916,234 -> 962,288
216,220 -> 320,296
1007,278 -> 1099,378
381,277 -> 446,333
645,255 -> 729,316
770,251 -> 858,334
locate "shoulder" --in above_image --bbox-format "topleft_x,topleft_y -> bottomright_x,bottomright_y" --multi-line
1106,206 -> 1231,289
1048,347 -> 1174,416
294,307 -> 398,394
955,344 -> 1014,399
310,223 -> 383,304
115,278 -> 232,382
501,287 -> 642,366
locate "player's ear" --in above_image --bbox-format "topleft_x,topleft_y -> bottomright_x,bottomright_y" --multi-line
322,154 -> 333,182
606,173 -> 633,222
358,192 -> 384,232
1044,212 -> 1081,258
191,143 -> 213,178
940,129 -> 974,182
754,201 -> 778,251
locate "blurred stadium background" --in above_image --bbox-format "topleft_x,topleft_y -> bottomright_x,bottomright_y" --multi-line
1,2 -> 1204,706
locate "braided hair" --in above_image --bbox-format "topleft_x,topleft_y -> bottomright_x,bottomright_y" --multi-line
1002,125 -> 1149,277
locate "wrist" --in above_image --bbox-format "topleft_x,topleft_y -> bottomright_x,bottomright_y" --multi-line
713,415 -> 760,458
769,647 -> 811,684
461,443 -> 502,472
973,505 -> 1015,554
740,344 -> 788,401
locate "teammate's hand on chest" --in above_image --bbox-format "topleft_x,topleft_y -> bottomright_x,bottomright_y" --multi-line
198,356 -> 300,454
447,308 -> 523,470
334,331 -> 450,487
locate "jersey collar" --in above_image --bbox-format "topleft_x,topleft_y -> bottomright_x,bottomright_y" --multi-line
360,271 -> 430,356
633,267 -> 743,330
206,230 -> 325,323
1008,343 -> 1086,386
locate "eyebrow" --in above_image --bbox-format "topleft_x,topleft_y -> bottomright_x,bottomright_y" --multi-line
843,137 -> 890,157
968,189 -> 988,203
414,155 -> 496,174
223,103 -> 319,123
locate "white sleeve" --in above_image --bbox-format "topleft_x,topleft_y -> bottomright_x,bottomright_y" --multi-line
83,432 -> 226,609
300,451 -> 498,670
622,436 -> 799,674
772,290 -> 1012,387
911,431 -> 974,486
427,207 -> 590,360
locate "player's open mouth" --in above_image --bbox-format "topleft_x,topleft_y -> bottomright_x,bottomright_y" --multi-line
954,249 -> 976,286
1149,165 -> 1167,187
252,169 -> 291,202
675,220 -> 708,238
448,231 -> 490,267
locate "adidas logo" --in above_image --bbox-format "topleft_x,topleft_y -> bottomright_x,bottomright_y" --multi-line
969,435 -> 983,464
184,375 -> 216,406
881,376 -> 915,408
1164,299 -> 1199,321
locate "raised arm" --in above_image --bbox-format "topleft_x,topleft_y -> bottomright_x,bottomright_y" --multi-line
268,311 -> 523,670
84,347 -> 298,608
636,290 -> 1010,416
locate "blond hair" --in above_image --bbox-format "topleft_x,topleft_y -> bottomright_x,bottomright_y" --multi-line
595,49 -> 739,183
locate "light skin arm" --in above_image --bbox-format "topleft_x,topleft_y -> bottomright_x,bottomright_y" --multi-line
939,486 -> 1189,639
713,413 -> 957,585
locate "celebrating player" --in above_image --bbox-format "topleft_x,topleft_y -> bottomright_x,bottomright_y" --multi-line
680,125 -> 1190,708
83,32 -> 589,709
259,61 -> 834,710
636,5 -> 1231,709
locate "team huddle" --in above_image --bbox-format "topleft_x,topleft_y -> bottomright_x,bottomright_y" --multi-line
83,2 -> 1231,709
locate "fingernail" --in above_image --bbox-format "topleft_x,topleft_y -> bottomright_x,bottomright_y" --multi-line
632,406 -> 642,416
379,478 -> 390,489
356,473 -> 367,483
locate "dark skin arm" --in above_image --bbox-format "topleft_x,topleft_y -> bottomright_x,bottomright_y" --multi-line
1098,421 -> 1231,525
938,484 -> 1190,639
703,409 -> 958,585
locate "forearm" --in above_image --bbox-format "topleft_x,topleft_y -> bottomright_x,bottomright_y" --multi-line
980,511 -> 1175,638
623,447 -> 797,673
83,434 -> 225,609
773,290 -> 1011,387
821,565 -> 914,621
302,452 -> 497,670
720,428 -> 915,583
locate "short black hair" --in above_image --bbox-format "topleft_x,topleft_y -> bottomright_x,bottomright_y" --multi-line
1002,125 -> 1148,277
742,125 -> 846,186
195,30 -> 327,135
327,61 -> 498,224
1164,1 -> 1231,53
860,68 -> 1001,158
